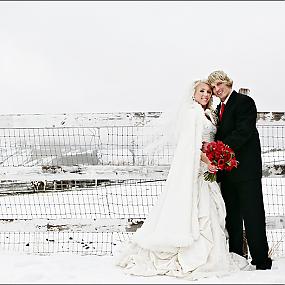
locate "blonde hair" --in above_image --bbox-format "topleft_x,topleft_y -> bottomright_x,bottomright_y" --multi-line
192,79 -> 213,110
192,79 -> 219,125
207,70 -> 233,88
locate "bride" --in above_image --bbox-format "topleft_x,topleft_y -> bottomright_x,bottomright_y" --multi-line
115,80 -> 248,280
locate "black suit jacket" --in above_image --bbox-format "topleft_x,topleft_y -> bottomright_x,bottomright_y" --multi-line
215,90 -> 262,183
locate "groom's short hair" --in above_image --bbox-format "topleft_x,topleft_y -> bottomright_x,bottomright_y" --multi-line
208,70 -> 233,88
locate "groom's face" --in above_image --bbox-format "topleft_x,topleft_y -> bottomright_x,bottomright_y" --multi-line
211,81 -> 232,102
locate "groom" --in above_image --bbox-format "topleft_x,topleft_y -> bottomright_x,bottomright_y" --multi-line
206,70 -> 272,270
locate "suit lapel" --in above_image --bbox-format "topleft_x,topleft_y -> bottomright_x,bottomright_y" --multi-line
216,103 -> 221,125
217,103 -> 221,114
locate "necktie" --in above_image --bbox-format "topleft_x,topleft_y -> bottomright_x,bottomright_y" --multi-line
219,103 -> 225,121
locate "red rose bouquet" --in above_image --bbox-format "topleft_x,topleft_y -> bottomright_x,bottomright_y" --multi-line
203,140 -> 238,182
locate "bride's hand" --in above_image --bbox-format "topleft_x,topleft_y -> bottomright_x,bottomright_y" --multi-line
207,162 -> 218,173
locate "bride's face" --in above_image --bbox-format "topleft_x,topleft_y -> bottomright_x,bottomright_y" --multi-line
194,83 -> 212,108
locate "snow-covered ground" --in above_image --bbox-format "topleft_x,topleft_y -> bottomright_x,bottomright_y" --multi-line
0,113 -> 284,283
0,250 -> 284,284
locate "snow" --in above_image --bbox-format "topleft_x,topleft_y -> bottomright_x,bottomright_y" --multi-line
0,250 -> 284,284
0,112 -> 283,283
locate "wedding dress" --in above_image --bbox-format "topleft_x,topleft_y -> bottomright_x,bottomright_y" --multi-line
115,102 -> 248,281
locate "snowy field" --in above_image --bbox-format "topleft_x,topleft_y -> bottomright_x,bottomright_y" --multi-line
0,114 -> 284,283
0,180 -> 284,254
0,179 -> 284,284
0,250 -> 284,284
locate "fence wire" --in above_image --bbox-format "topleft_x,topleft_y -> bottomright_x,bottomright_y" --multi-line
0,123 -> 284,257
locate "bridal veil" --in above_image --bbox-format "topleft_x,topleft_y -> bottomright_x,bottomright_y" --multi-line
134,82 -> 206,252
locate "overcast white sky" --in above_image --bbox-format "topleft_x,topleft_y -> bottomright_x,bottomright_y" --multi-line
0,1 -> 284,114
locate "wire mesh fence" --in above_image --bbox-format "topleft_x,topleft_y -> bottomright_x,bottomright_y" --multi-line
0,126 -> 173,168
0,113 -> 284,257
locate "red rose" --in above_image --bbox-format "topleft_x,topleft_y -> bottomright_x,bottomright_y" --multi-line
217,159 -> 225,170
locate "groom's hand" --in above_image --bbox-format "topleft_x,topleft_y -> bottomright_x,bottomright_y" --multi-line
201,141 -> 209,153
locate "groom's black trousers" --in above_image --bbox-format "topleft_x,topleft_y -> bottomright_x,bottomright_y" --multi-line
220,178 -> 269,264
